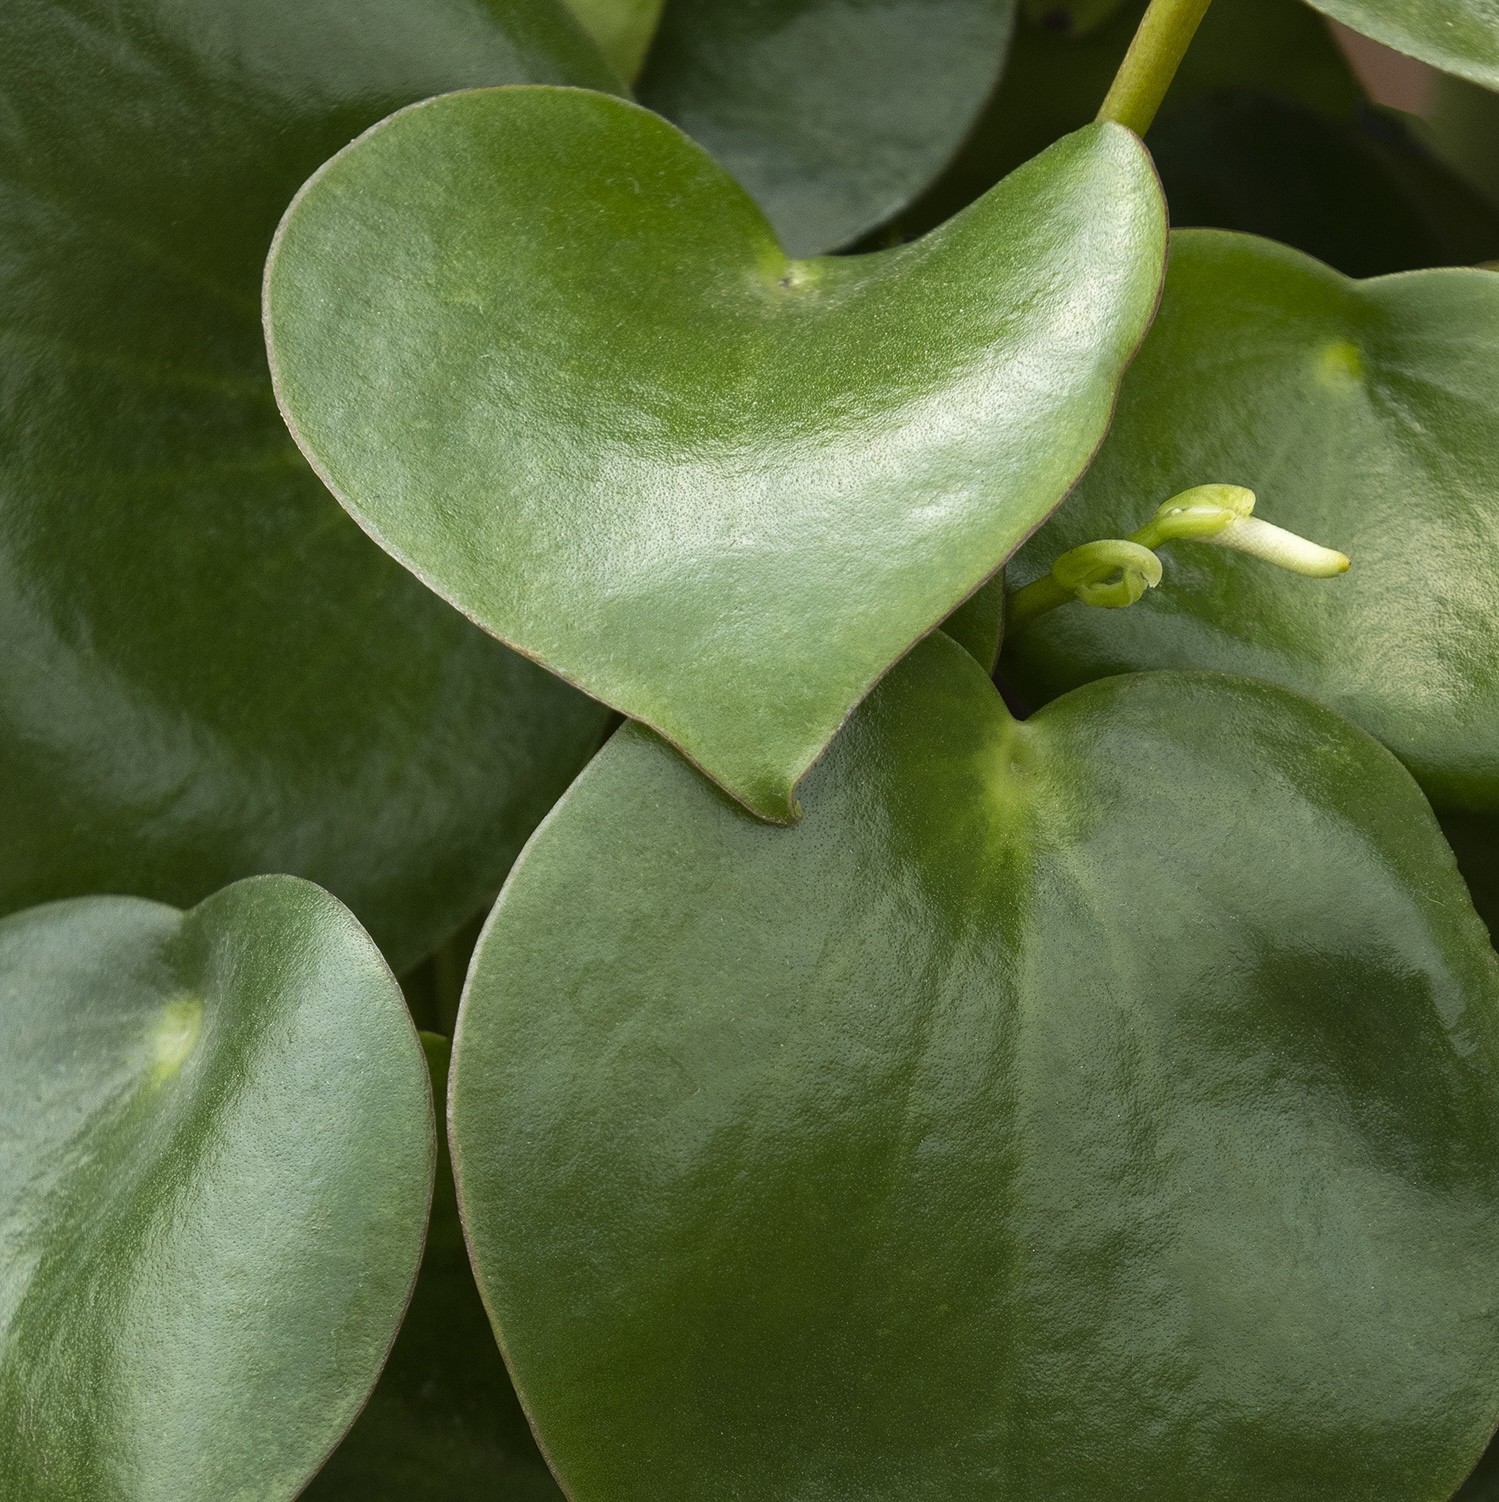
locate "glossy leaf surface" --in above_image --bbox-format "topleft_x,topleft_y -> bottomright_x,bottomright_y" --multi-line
1,0 -> 617,971
1004,230 -> 1499,816
266,90 -> 1165,820
637,0 -> 1016,254
0,876 -> 433,1500
306,1034 -> 562,1500
1304,0 -> 1499,90
450,632 -> 1499,1502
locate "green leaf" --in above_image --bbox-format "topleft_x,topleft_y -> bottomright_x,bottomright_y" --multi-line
0,876 -> 434,1500
305,1033 -> 563,1500
1303,0 -> 1499,91
265,90 -> 1166,821
897,0 -> 1365,239
636,0 -> 1016,255
449,631 -> 1499,1502
940,572 -> 1007,671
562,0 -> 665,80
1003,229 -> 1499,819
0,0 -> 619,972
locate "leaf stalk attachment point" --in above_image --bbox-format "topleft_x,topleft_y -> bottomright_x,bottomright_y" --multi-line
1096,0 -> 1216,136
1007,484 -> 1349,629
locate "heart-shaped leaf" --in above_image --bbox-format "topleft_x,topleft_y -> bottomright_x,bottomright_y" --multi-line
637,0 -> 1017,254
305,1034 -> 563,1499
1,0 -> 619,971
1003,229 -> 1499,819
0,876 -> 433,1500
1304,0 -> 1499,91
449,631 -> 1499,1502
265,88 -> 1166,821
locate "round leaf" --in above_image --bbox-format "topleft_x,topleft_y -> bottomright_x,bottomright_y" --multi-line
0,876 -> 434,1500
1003,229 -> 1499,817
1303,0 -> 1499,92
265,89 -> 1166,821
1,0 -> 619,971
637,0 -> 1016,255
450,632 -> 1499,1502
305,1033 -> 562,1499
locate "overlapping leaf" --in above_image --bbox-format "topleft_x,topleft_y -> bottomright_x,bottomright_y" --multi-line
637,0 -> 1016,254
1305,0 -> 1499,91
0,877 -> 433,1500
0,0 -> 618,970
1004,229 -> 1499,820
305,1035 -> 563,1500
450,632 -> 1499,1502
265,89 -> 1165,820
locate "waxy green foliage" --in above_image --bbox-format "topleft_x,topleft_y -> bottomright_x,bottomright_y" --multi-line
265,89 -> 1166,821
1305,0 -> 1499,90
637,0 -> 1017,254
1004,229 -> 1499,820
0,0 -> 617,971
450,632 -> 1499,1502
0,877 -> 433,1501
306,1035 -> 562,1501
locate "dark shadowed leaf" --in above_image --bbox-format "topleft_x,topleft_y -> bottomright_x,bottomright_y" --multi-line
0,0 -> 617,971
0,876 -> 433,1500
304,1034 -> 563,1501
891,0 -> 1363,240
637,0 -> 1016,254
450,633 -> 1499,1502
265,90 -> 1165,820
1304,0 -> 1499,91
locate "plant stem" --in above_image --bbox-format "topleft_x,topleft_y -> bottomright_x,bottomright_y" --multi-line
1096,0 -> 1215,136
